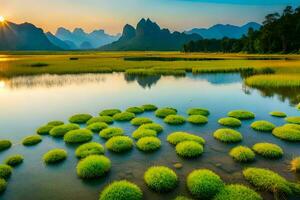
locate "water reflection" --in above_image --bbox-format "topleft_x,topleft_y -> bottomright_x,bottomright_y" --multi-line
124,74 -> 161,89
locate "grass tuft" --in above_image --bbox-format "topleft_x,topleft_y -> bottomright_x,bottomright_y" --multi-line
0,140 -> 12,151
164,115 -> 186,125
213,128 -> 242,143
269,111 -> 287,118
126,107 -> 144,114
99,127 -> 124,139
167,132 -> 205,145
175,141 -> 203,158
136,137 -> 161,152
187,108 -> 209,116
155,107 -> 177,118
218,117 -> 241,127
4,154 -> 24,167
75,142 -> 105,159
251,120 -> 276,132
63,129 -> 93,144
99,109 -> 121,116
187,115 -> 208,125
43,149 -> 67,164
252,143 -> 283,159
141,104 -> 157,111
69,113 -> 92,124
87,122 -> 108,132
0,164 -> 12,179
87,116 -> 114,125
130,117 -> 153,126
227,110 -> 255,120
22,135 -> 42,146
132,129 -> 157,140
113,112 -> 135,121
105,136 -> 133,153
49,123 -> 80,137
272,124 -> 300,141
291,157 -> 300,172
213,184 -> 263,200
229,146 -> 255,162
285,116 -> 300,125
138,123 -> 163,133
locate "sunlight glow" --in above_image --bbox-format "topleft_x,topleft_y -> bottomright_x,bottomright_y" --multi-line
0,16 -> 5,22
0,81 -> 6,90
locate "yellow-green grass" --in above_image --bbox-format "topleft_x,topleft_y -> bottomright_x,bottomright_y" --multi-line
213,184 -> 263,200
251,120 -> 276,132
246,74 -> 300,88
0,178 -> 7,193
63,129 -> 93,144
136,137 -> 161,152
187,115 -> 208,125
252,143 -> 283,159
213,128 -> 243,143
22,135 -> 42,146
272,124 -> 300,141
164,115 -> 186,125
113,112 -> 135,121
132,129 -> 157,140
167,132 -> 205,145
43,149 -> 67,164
269,111 -> 287,118
99,127 -> 124,139
105,136 -> 133,153
130,117 -> 153,126
218,117 -> 241,127
86,122 -> 108,132
227,110 -> 255,120
285,116 -> 300,125
175,141 -> 204,158
187,108 -> 210,116
0,140 -> 12,151
229,146 -> 255,162
86,116 -> 114,125
0,164 -> 12,179
291,157 -> 300,173
75,142 -> 105,159
4,154 -> 24,167
138,123 -> 163,133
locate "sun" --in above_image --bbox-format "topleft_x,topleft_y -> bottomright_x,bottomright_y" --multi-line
0,16 -> 5,22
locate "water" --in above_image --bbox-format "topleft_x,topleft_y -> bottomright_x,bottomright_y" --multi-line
0,73 -> 299,200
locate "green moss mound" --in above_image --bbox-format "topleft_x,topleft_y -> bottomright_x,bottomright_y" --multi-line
213,128 -> 242,143
187,115 -> 208,124
187,169 -> 224,199
113,112 -> 135,121
87,122 -> 108,132
164,115 -> 186,125
49,123 -> 80,137
251,120 -> 276,132
155,107 -> 177,118
22,135 -> 42,146
136,137 -> 161,152
176,141 -> 203,158
47,120 -> 64,126
285,116 -> 300,124
76,155 -> 111,179
218,117 -> 241,127
0,164 -> 12,179
167,132 -> 205,145
141,104 -> 157,111
252,143 -> 283,159
291,157 -> 300,172
126,107 -> 144,114
63,129 -> 93,144
69,113 -> 92,124
4,154 -> 24,167
132,129 -> 157,140
36,124 -> 55,135
99,109 -> 122,116
269,111 -> 287,118
87,116 -> 114,125
272,124 -> 300,141
105,136 -> 133,153
0,140 -> 12,151
187,108 -> 210,116
174,196 -> 192,200
144,166 -> 178,192
131,117 -> 153,126
43,149 -> 67,164
227,110 -> 255,120
138,123 -> 163,133
0,178 -> 7,193
99,180 -> 143,200
99,127 -> 124,139
229,146 -> 255,162
75,142 -> 105,159
213,184 -> 263,200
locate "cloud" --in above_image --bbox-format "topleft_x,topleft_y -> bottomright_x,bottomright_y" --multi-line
175,0 -> 300,6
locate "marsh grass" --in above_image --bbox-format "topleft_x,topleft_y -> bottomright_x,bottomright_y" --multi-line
272,124 -> 300,141
43,149 -> 67,164
132,129 -> 157,140
213,128 -> 243,143
63,129 -> 93,144
69,114 -> 92,124
86,122 -> 108,132
126,107 -> 144,114
252,143 -> 283,159
246,74 -> 300,88
75,142 -> 105,158
138,123 -> 163,133
105,136 -> 133,153
22,135 -> 42,146
4,154 -> 24,167
227,110 -> 255,120
141,104 -> 157,111
164,115 -> 186,125
213,184 -> 263,200
155,107 -> 177,118
130,117 -> 153,126
36,124 -> 55,135
125,69 -> 186,76
187,108 -> 209,116
99,109 -> 121,116
251,120 -> 276,132
87,116 -> 114,125
167,132 -> 205,145
187,115 -> 208,124
229,146 -> 255,162
136,137 -> 161,152
0,164 -> 12,179
291,157 -> 300,172
99,127 -> 124,139
49,123 -> 80,137
285,116 -> 300,124
218,117 -> 241,127
113,112 -> 135,121
0,140 -> 12,151
0,178 -> 7,193
175,141 -> 203,158
269,111 -> 287,118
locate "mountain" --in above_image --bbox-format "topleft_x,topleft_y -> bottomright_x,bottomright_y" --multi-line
186,22 -> 261,39
0,21 -> 60,50
46,32 -> 71,50
99,18 -> 202,51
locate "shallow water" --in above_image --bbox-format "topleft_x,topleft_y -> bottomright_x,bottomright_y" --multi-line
0,72 -> 299,200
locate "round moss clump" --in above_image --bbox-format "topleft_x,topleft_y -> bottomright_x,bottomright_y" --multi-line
136,137 -> 161,152
99,127 -> 124,139
131,117 -> 153,126
0,164 -> 12,179
113,112 -> 135,121
164,115 -> 186,125
187,169 -> 224,199
213,128 -> 242,143
0,178 -> 7,193
132,129 -> 157,140
76,155 -> 111,179
49,123 -> 80,137
167,132 -> 205,145
187,108 -> 210,116
47,120 -> 64,126
69,113 -> 92,124
75,142 -> 105,159
63,129 -> 93,144
187,115 -> 208,125
155,107 -> 177,118
87,116 -> 114,125
22,135 -> 42,146
99,109 -> 122,116
144,166 -> 178,192
175,141 -> 203,158
291,157 -> 300,172
227,110 -> 255,120
105,136 -> 133,153
99,180 -> 142,200
285,116 -> 300,125
218,117 -> 241,127
138,123 -> 163,133
36,124 -> 54,135
126,107 -> 144,114
4,154 -> 24,167
252,143 -> 283,159
174,196 -> 192,200
213,184 -> 263,200
43,149 -> 67,164
272,124 -> 300,141
87,122 -> 108,132
269,111 -> 287,118
0,140 -> 12,151
251,120 -> 276,132
229,146 -> 255,162
141,104 -> 157,111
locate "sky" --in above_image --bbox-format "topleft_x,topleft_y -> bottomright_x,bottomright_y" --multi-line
1,0 -> 299,35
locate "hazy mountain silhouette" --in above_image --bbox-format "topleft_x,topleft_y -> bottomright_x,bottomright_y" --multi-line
186,22 -> 261,39
99,18 -> 202,51
46,32 -> 71,50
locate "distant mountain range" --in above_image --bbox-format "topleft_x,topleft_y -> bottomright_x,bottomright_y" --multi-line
186,22 -> 261,39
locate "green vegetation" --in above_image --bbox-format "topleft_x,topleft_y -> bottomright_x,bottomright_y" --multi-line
141,104 -> 157,111
227,110 -> 255,120
99,109 -> 121,116
136,137 -> 161,152
87,116 -> 114,125
76,155 -> 111,179
291,157 -> 300,172
218,117 -> 241,127
167,132 -> 205,145
187,169 -> 224,199
75,142 -> 105,159
105,136 -> 133,153
0,178 -> 7,193
187,115 -> 208,124
252,143 -> 283,159
0,164 -> 12,179
132,129 -> 157,140
155,107 -> 177,118
138,123 -> 163,133
164,115 -> 186,125
175,141 -> 203,158
213,128 -> 243,143
125,68 -> 186,76
174,196 -> 192,200
113,112 -> 135,121
269,111 -> 287,118
126,107 -> 144,114
99,127 -> 124,139
144,166 -> 178,192
43,149 -> 67,164
36,124 -> 55,135
229,146 -> 255,162
49,123 -> 80,137
285,116 -> 300,124
47,120 -> 64,126
22,135 -> 42,146
63,129 -> 93,144
213,184 -> 263,200
246,74 -> 300,88
30,62 -> 49,67
187,108 -> 210,116
251,120 -> 276,132
69,113 -> 92,124
4,154 -> 24,167
99,180 -> 143,200
87,122 -> 108,132
0,140 -> 12,151
130,117 -> 153,126
272,124 -> 300,141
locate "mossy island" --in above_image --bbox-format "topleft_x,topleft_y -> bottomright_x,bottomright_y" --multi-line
285,116 -> 300,125
167,132 -> 205,145
36,124 -> 55,135
175,141 -> 203,158
43,149 -> 67,164
291,157 -> 300,172
155,107 -> 177,118
174,196 -> 192,200
4,154 -> 24,167
213,128 -> 243,143
0,140 -> 12,151
187,115 -> 208,125
69,113 -> 92,124
75,142 -> 105,159
22,135 -> 42,146
141,104 -> 157,111
164,115 -> 186,125
49,123 -> 80,137
138,123 -> 163,133
99,109 -> 121,116
99,127 -> 124,139
136,137 -> 161,152
269,111 -> 287,118
105,136 -> 133,153
130,117 -> 153,126
47,120 -> 64,126
132,129 -> 157,140
87,122 -> 108,132
87,116 -> 114,125
252,143 -> 283,159
187,108 -> 210,116
63,129 -> 93,144
113,112 -> 135,121
227,110 -> 255,120
213,184 -> 262,200
251,120 -> 276,132
0,178 -> 7,194
272,124 -> 300,141
218,117 -> 241,127
229,146 -> 255,162
0,164 -> 12,179
126,106 -> 144,114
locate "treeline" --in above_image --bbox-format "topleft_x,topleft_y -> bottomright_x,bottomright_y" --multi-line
183,6 -> 300,53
